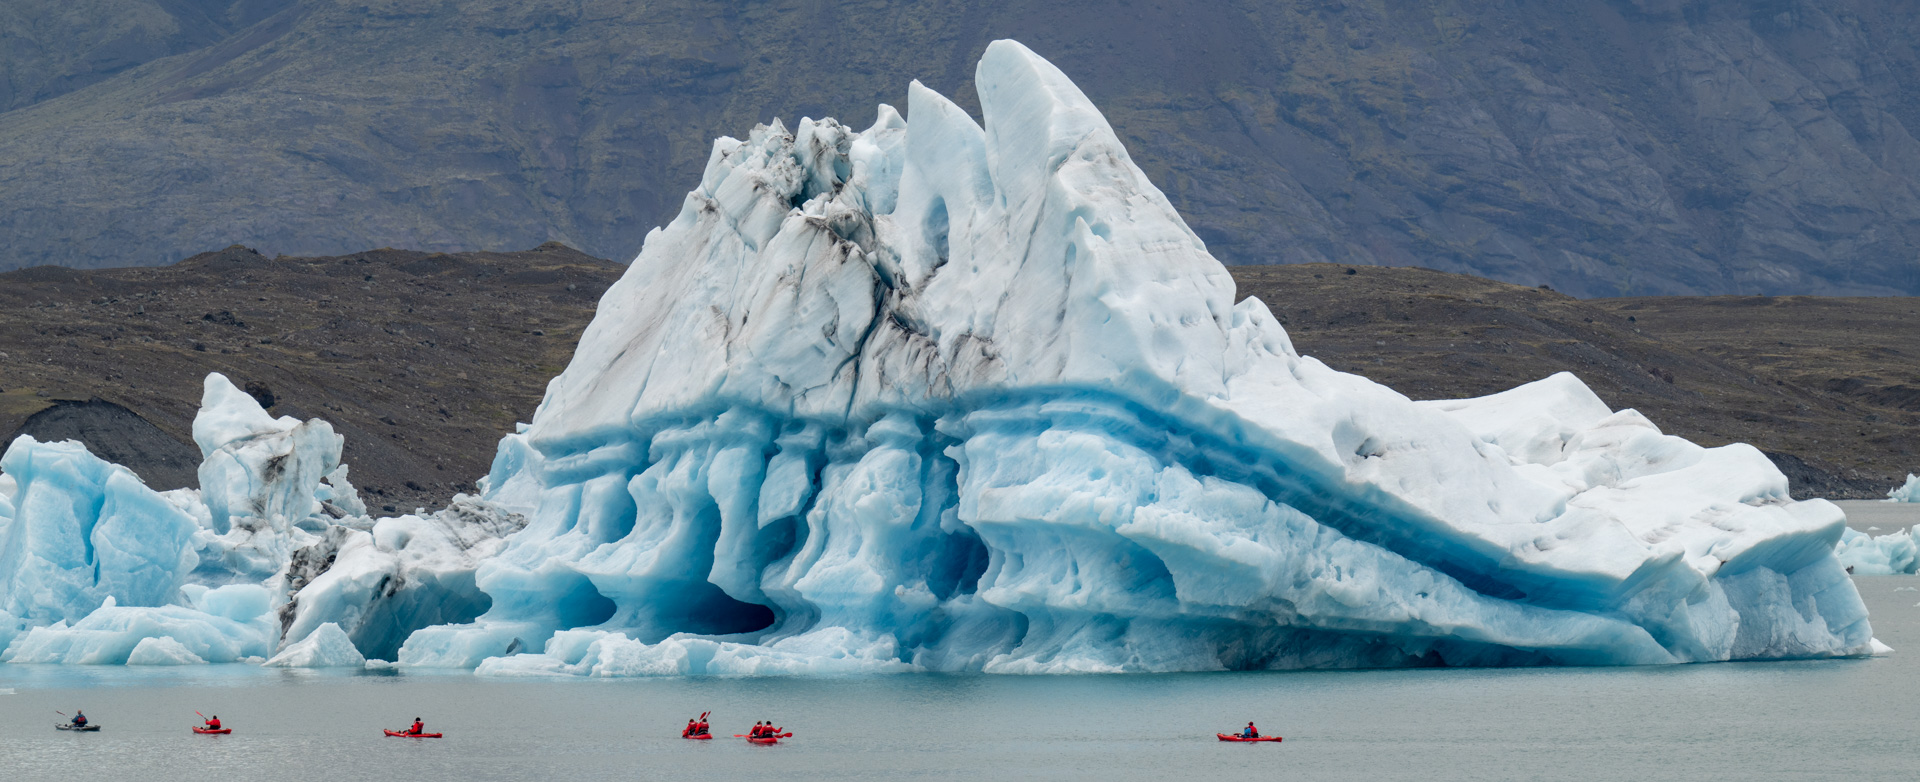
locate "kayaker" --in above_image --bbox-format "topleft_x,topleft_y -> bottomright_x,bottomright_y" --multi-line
749,721 -> 763,737
409,718 -> 425,736
684,719 -> 698,737
1241,722 -> 1259,739
204,715 -> 222,731
695,715 -> 709,735
72,711 -> 88,728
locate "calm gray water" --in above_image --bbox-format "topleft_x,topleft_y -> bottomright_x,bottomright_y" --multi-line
5,575 -> 1919,782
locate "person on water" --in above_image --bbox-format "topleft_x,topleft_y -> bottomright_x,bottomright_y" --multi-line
204,715 -> 222,731
71,710 -> 87,727
1241,722 -> 1259,739
409,718 -> 425,736
749,721 -> 763,737
685,718 -> 698,737
695,715 -> 709,736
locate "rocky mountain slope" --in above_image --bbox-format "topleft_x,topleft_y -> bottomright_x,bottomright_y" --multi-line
2,1 -> 1919,295
0,246 -> 1908,505
0,243 -> 616,512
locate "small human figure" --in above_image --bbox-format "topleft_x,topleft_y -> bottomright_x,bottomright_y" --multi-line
1241,722 -> 1259,739
695,714 -> 709,735
72,711 -> 88,727
749,720 -> 763,737
684,718 -> 698,737
409,717 -> 425,736
204,715 -> 222,731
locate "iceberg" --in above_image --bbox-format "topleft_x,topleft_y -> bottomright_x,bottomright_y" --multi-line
1889,474 -> 1920,503
2,586 -> 276,664
262,621 -> 366,668
1837,527 -> 1920,575
0,40 -> 1880,674
0,368 -> 522,666
396,40 -> 1874,673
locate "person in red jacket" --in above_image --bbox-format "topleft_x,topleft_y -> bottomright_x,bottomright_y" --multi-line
684,718 -> 698,737
409,718 -> 425,736
203,715 -> 222,731
1240,722 -> 1259,739
695,714 -> 709,736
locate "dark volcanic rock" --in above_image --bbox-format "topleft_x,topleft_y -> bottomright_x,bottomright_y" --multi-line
9,398 -> 203,490
2,2 -> 1920,295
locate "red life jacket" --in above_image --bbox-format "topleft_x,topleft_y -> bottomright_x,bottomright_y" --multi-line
206,718 -> 221,729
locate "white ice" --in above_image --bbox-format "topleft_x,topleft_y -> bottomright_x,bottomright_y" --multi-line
262,621 -> 366,667
1837,527 -> 1920,575
398,41 -> 1873,674
1889,474 -> 1920,503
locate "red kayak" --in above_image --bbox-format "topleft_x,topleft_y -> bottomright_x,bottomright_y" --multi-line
192,727 -> 232,735
682,732 -> 713,740
385,729 -> 443,738
738,732 -> 792,744
1217,733 -> 1282,743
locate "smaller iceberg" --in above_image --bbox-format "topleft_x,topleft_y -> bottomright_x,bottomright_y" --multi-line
127,636 -> 208,665
1837,527 -> 1920,575
1889,474 -> 1920,503
262,622 -> 366,668
2,586 -> 276,664
0,370 -> 512,667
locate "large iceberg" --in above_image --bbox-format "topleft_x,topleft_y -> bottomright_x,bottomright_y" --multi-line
0,40 -> 1879,674
393,41 -> 1873,673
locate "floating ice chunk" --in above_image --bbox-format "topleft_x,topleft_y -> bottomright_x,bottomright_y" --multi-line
1889,474 -> 1920,502
127,636 -> 207,665
1871,638 -> 1894,655
3,587 -> 275,664
1836,527 -> 1920,575
262,622 -> 366,667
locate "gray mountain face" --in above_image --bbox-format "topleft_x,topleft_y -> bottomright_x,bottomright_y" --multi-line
0,1 -> 1916,296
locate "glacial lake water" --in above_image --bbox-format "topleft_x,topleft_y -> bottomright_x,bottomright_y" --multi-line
4,574 -> 1919,781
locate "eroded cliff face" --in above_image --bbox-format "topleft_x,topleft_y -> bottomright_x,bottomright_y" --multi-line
1,1 -> 1917,296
